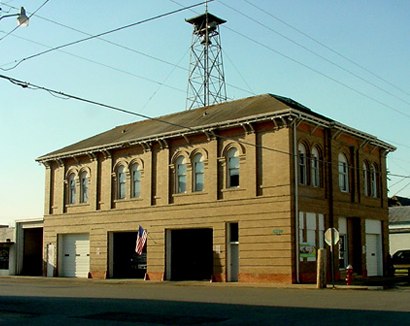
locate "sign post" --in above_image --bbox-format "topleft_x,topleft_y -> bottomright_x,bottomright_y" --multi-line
324,228 -> 340,288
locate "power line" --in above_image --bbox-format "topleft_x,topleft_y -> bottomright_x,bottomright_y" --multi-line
220,1 -> 410,110
0,31 -> 186,94
389,174 -> 410,179
0,2 -> 404,178
0,73 -> 291,157
0,2 -> 251,97
0,2 -> 188,71
3,71 -> 407,196
0,1 -> 213,71
0,72 -> 396,179
223,26 -> 410,120
0,0 -> 51,42
242,0 -> 410,100
393,181 -> 410,197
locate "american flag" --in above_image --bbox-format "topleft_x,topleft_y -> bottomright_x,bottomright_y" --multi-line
135,225 -> 147,255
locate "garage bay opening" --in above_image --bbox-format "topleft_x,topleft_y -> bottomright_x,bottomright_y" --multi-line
167,228 -> 213,281
112,232 -> 147,279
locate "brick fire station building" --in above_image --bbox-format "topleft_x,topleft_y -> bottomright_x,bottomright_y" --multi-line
37,94 -> 395,283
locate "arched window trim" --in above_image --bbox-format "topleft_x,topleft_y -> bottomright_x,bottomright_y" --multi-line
116,164 -> 127,200
130,162 -> 142,198
338,153 -> 349,193
221,142 -> 244,190
67,172 -> 76,205
79,169 -> 89,204
298,142 -> 308,185
227,147 -> 240,188
370,163 -> 378,198
363,161 -> 370,196
175,155 -> 187,193
311,146 -> 321,187
192,152 -> 204,192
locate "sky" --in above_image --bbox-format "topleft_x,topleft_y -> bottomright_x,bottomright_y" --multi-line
0,0 -> 409,226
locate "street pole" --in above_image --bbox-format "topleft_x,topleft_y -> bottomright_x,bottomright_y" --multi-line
330,228 -> 335,288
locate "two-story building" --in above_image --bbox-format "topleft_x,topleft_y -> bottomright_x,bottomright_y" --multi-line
37,94 -> 395,283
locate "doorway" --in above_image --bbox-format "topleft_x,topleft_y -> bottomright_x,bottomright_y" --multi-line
112,232 -> 146,278
22,227 -> 43,276
227,222 -> 239,282
168,228 -> 213,281
366,234 -> 381,276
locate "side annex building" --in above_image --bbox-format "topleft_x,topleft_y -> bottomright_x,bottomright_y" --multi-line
37,94 -> 395,283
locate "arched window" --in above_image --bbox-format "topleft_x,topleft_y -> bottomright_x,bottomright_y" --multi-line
298,143 -> 307,185
370,163 -> 378,198
131,163 -> 141,198
227,147 -> 239,188
176,156 -> 187,193
68,173 -> 76,204
79,171 -> 88,203
338,153 -> 349,192
117,165 -> 126,199
311,146 -> 320,187
363,161 -> 369,196
193,153 -> 204,192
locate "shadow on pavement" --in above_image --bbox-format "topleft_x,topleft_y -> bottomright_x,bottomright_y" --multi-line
0,295 -> 410,325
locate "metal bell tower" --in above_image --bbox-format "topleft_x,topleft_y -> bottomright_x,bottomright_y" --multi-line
185,7 -> 227,109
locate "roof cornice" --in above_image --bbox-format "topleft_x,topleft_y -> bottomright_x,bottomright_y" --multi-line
36,105 -> 395,163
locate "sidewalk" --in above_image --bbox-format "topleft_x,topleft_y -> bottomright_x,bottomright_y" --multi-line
4,275 -> 408,290
331,275 -> 410,290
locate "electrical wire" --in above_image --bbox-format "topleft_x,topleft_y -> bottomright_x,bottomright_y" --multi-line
242,0 -> 410,99
3,70 -> 408,194
0,1 -> 189,72
220,1 -> 410,110
0,31 -> 186,94
170,0 -> 410,120
0,1 -> 250,97
223,49 -> 255,95
0,73 -> 293,158
0,1 -> 213,71
223,26 -> 410,120
173,0 -> 410,185
389,174 -> 410,179
0,0 -> 51,42
141,50 -> 189,110
0,2 -> 406,188
393,181 -> 410,197
0,72 -> 397,180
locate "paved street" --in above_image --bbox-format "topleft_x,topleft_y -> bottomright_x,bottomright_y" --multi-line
0,277 -> 409,325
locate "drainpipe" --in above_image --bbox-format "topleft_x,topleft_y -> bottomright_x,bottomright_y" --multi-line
292,118 -> 300,283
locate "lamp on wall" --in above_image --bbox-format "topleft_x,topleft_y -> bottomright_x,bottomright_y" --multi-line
0,7 -> 29,27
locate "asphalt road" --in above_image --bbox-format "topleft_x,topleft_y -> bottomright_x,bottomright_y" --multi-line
0,277 -> 409,325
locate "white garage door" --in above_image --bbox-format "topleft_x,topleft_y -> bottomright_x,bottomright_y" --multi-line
60,234 -> 90,278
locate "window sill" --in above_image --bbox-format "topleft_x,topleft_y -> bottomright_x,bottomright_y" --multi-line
298,183 -> 323,188
172,191 -> 208,198
364,195 -> 379,199
221,187 -> 245,192
65,203 -> 90,208
114,197 -> 143,203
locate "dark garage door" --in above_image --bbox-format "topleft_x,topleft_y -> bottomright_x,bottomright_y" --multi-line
113,232 -> 146,278
171,228 -> 213,281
